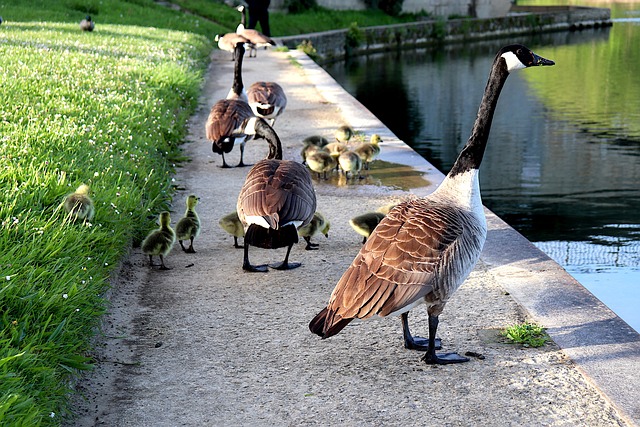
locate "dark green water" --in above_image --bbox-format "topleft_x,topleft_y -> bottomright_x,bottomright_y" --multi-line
323,4 -> 640,331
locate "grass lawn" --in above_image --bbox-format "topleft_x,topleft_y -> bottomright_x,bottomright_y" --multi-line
0,0 -> 425,425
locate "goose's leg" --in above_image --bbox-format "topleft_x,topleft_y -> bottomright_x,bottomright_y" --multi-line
242,243 -> 268,272
237,142 -> 251,167
220,153 -> 232,169
269,244 -> 301,270
402,312 -> 441,351
421,315 -> 469,365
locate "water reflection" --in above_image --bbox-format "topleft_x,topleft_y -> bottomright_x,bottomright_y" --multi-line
323,19 -> 640,330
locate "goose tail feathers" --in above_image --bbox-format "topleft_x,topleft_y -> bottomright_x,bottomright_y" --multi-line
309,307 -> 353,339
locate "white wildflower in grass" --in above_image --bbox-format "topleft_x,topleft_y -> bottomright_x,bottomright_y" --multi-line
6,276 -> 10,281
62,294 -> 68,299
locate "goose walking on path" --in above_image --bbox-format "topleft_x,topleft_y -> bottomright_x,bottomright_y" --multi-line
236,5 -> 276,57
215,33 -> 254,60
247,81 -> 287,126
237,119 -> 316,272
309,44 -> 554,365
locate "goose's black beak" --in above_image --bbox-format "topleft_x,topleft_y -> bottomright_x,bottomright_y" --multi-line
533,53 -> 555,67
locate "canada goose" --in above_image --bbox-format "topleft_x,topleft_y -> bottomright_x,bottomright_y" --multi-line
226,43 -> 248,102
309,45 -> 554,365
218,211 -> 245,248
298,212 -> 330,250
247,81 -> 287,126
62,184 -> 95,222
206,99 -> 255,168
237,119 -> 316,272
349,211 -> 385,244
306,150 -> 337,180
354,134 -> 382,170
175,195 -> 200,253
215,33 -> 254,60
335,125 -> 354,143
142,211 -> 176,270
236,5 -> 276,57
80,15 -> 94,32
337,150 -> 363,179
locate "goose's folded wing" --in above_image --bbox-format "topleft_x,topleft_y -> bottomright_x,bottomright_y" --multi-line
323,201 -> 468,327
205,99 -> 253,140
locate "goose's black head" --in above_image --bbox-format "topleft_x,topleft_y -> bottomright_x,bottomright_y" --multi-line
499,44 -> 555,73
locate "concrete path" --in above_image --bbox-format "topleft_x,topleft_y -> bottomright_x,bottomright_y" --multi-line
70,47 -> 638,426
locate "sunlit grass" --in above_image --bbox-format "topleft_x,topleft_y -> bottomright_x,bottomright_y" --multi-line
0,19 -> 210,425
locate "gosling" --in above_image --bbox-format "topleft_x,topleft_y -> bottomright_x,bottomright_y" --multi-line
298,212 -> 330,250
62,184 -> 95,222
338,150 -> 363,180
218,211 -> 245,248
306,151 -> 337,180
142,211 -> 176,270
175,194 -> 200,253
349,211 -> 385,244
335,125 -> 354,143
354,134 -> 382,170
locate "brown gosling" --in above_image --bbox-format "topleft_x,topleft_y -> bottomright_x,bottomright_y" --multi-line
303,135 -> 329,148
218,211 -> 245,249
337,150 -> 363,179
175,195 -> 201,253
335,125 -> 354,143
306,150 -> 337,180
349,212 -> 386,244
62,184 -> 95,222
298,212 -> 330,250
141,212 -> 176,270
354,134 -> 383,170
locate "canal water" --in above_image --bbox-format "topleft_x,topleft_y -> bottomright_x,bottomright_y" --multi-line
323,3 -> 640,331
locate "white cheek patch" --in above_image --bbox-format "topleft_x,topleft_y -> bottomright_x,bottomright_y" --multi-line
501,51 -> 526,72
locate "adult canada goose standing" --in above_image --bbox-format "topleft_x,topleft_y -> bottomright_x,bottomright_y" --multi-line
298,212 -> 330,250
354,134 -> 383,170
80,15 -> 94,32
142,211 -> 176,270
237,119 -> 316,272
175,194 -> 201,253
215,33 -> 254,60
62,184 -> 95,222
247,81 -> 287,126
309,44 -> 554,365
226,43 -> 248,102
236,5 -> 276,57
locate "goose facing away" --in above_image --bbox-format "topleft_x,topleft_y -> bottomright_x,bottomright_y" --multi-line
309,45 -> 554,365
349,211 -> 385,244
142,211 -> 176,270
298,211 -> 330,250
206,99 -> 255,168
218,211 -> 245,248
334,125 -> 354,143
215,33 -> 254,60
80,15 -> 94,32
236,5 -> 276,57
337,150 -> 363,179
306,150 -> 337,180
237,120 -> 317,272
247,81 -> 287,126
175,194 -> 201,253
62,184 -> 95,222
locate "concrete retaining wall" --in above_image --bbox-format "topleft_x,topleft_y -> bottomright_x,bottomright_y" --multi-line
275,6 -> 612,64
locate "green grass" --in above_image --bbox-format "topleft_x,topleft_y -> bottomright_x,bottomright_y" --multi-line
0,1 -> 432,425
501,323 -> 549,348
0,5 -> 212,424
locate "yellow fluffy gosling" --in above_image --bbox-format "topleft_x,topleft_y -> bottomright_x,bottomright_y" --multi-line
62,184 -> 95,222
349,211 -> 386,244
176,195 -> 201,253
142,212 -> 176,270
218,211 -> 245,248
354,134 -> 382,170
298,212 -> 330,250
338,150 -> 363,179
335,125 -> 354,143
306,150 -> 337,180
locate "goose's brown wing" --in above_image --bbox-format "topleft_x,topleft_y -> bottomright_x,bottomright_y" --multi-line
321,199 -> 478,336
205,99 -> 253,142
237,159 -> 316,229
247,82 -> 287,108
